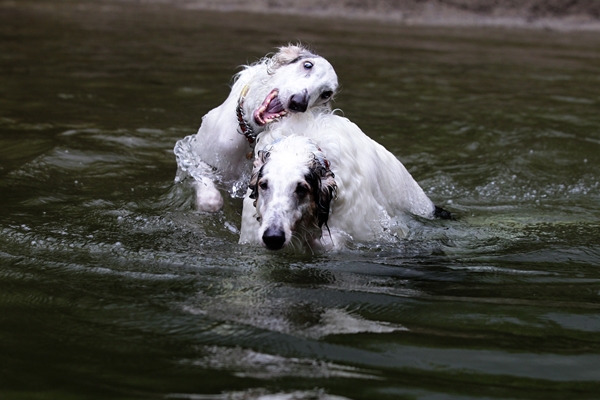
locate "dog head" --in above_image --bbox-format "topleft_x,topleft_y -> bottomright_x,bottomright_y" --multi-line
246,44 -> 339,127
248,136 -> 337,251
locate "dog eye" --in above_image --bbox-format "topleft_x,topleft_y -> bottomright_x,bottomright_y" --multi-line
259,180 -> 269,191
321,90 -> 333,100
295,183 -> 309,198
303,61 -> 313,70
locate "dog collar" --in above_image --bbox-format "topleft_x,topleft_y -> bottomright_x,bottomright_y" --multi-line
236,84 -> 257,145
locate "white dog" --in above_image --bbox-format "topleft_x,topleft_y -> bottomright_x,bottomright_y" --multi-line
174,45 -> 338,211
239,115 -> 450,252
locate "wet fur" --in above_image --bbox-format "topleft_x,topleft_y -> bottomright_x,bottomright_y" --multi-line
240,113 -> 448,252
243,137 -> 337,252
173,44 -> 338,212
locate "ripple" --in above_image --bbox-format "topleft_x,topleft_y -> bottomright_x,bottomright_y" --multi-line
182,345 -> 380,380
167,389 -> 351,400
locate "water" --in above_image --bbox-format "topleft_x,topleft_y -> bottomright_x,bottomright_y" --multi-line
2,1 -> 600,399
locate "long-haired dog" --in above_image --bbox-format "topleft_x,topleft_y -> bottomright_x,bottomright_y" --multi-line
174,45 -> 338,211
239,115 -> 451,252
240,136 -> 337,251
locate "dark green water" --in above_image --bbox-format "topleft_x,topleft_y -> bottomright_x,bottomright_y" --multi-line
2,1 -> 600,399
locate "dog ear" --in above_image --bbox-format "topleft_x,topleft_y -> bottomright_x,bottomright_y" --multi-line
316,169 -> 337,228
249,150 -> 269,202
271,45 -> 314,69
306,159 -> 337,228
248,166 -> 260,202
253,149 -> 269,170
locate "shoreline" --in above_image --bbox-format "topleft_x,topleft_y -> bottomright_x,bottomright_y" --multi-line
177,0 -> 600,31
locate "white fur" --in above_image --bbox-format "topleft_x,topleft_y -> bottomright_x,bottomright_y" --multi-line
239,113 -> 437,252
241,136 -> 336,252
173,45 -> 338,212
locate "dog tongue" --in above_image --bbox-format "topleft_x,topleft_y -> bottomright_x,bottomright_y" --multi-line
254,89 -> 287,126
265,96 -> 284,115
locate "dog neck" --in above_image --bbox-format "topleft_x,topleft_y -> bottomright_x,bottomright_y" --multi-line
236,84 -> 257,146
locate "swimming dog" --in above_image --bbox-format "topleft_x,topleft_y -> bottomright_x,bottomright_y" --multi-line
174,45 -> 338,211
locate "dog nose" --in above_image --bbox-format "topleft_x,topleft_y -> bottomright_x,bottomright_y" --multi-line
288,90 -> 309,113
262,227 -> 286,250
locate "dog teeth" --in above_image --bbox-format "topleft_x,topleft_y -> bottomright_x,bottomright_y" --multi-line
253,89 -> 284,126
263,112 -> 289,124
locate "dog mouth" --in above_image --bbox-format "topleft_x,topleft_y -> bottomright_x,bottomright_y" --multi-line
253,89 -> 288,126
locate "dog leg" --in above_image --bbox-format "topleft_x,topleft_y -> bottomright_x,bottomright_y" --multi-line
239,192 -> 261,244
193,176 -> 224,212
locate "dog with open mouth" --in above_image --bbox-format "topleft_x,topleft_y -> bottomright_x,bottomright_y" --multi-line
174,45 -> 338,212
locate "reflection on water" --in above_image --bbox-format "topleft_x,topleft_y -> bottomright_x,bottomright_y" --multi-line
1,1 -> 600,399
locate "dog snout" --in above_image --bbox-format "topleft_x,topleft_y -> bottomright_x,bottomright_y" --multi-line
288,89 -> 309,113
262,227 -> 286,250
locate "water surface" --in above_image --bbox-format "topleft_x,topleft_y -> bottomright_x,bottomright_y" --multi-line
1,1 -> 600,399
